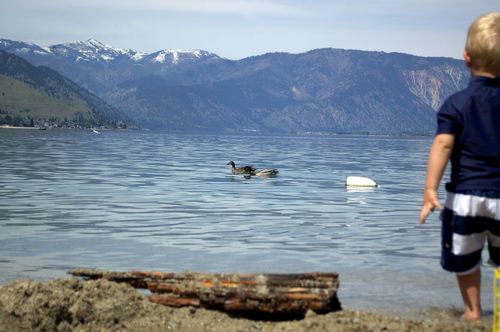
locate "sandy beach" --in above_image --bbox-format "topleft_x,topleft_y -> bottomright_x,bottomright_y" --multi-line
0,278 -> 491,332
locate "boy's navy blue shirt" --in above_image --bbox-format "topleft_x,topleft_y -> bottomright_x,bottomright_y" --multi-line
437,75 -> 500,192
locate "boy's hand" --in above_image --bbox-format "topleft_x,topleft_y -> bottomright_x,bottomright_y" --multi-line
419,189 -> 442,224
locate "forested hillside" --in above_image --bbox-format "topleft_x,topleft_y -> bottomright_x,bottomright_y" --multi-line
0,50 -> 130,128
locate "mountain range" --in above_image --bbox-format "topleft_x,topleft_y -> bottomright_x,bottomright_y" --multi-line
0,38 -> 471,134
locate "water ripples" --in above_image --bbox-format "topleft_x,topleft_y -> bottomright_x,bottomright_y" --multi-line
2,129 -> 488,313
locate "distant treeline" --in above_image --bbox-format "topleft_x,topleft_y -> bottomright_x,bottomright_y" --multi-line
0,109 -> 129,129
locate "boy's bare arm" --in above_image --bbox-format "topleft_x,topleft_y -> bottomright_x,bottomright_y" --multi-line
419,134 -> 455,224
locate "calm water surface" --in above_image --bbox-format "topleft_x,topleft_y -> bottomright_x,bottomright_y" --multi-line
0,129 -> 494,314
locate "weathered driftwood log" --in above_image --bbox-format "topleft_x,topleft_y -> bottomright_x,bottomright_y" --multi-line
69,268 -> 341,317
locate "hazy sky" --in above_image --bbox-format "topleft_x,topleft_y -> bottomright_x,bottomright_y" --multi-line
2,1 -> 500,60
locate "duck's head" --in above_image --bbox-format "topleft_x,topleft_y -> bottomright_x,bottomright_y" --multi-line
227,161 -> 236,168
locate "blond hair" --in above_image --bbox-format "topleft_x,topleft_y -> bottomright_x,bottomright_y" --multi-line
465,12 -> 500,75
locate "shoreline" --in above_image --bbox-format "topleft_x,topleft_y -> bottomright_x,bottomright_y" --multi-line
0,125 -> 41,130
0,277 -> 492,331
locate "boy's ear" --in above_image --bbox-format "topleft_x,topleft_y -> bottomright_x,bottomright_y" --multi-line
463,50 -> 472,68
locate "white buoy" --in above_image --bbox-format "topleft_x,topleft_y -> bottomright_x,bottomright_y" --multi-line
345,176 -> 378,188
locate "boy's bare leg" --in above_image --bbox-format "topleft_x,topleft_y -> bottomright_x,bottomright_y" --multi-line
457,268 -> 482,320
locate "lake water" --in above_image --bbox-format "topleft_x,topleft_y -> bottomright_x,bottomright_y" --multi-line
0,129 -> 494,315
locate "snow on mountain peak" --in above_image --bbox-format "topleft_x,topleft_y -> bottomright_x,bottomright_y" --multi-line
0,38 -> 218,65
151,49 -> 215,64
0,39 -> 12,47
0,38 -> 51,55
131,52 -> 147,61
152,50 -> 179,64
48,39 -> 144,62
84,38 -> 106,48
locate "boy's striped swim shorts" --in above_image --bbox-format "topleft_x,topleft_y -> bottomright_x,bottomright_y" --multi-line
441,189 -> 500,275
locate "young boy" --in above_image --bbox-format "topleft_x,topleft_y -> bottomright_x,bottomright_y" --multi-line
419,12 -> 500,320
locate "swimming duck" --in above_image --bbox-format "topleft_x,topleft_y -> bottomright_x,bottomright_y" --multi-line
227,161 -> 256,175
253,168 -> 279,177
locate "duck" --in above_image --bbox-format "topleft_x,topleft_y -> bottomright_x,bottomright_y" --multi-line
227,161 -> 256,175
253,168 -> 279,177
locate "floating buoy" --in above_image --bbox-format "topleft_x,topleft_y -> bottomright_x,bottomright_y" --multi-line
345,176 -> 378,188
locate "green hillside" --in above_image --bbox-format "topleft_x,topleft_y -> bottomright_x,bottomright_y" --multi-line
0,74 -> 98,127
0,50 -> 131,128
